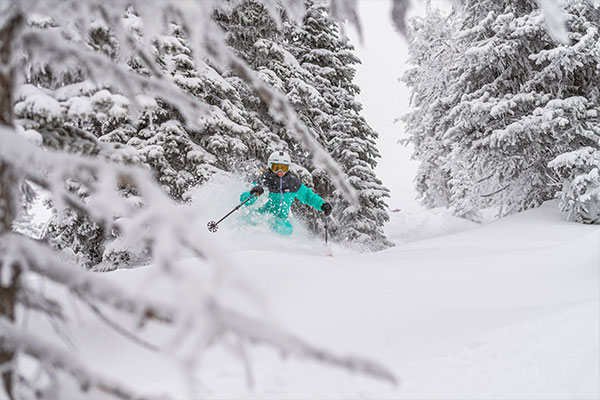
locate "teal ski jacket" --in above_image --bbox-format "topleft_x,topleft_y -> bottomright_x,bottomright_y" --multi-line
240,169 -> 325,235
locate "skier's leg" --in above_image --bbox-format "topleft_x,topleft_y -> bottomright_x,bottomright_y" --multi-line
240,210 -> 260,228
272,218 -> 293,236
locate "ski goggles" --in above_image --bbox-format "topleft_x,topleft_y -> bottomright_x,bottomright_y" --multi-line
270,163 -> 289,173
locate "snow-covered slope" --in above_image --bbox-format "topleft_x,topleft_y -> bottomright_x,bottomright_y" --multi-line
27,201 -> 600,399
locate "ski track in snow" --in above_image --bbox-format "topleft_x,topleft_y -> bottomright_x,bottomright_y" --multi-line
24,201 -> 600,399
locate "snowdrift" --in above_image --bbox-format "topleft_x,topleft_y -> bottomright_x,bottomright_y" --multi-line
25,201 -> 599,399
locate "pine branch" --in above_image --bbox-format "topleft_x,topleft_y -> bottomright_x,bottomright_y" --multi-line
25,173 -> 121,236
17,286 -> 65,321
78,295 -> 161,353
94,4 -> 164,78
0,318 -> 170,400
207,299 -> 399,386
0,129 -> 208,263
20,29 -> 207,127
8,234 -> 174,325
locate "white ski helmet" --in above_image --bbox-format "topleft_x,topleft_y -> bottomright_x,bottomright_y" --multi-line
267,150 -> 291,168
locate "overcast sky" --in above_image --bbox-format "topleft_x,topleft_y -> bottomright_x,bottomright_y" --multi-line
346,0 -> 423,211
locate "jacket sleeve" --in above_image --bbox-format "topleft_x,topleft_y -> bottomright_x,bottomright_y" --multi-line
240,191 -> 258,205
295,184 -> 324,210
240,171 -> 266,205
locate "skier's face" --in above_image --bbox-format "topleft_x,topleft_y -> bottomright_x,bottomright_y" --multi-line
270,163 -> 289,177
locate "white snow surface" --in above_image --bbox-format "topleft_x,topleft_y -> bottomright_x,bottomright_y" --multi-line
24,197 -> 599,399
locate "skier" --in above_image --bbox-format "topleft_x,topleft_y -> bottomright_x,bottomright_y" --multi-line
240,150 -> 333,236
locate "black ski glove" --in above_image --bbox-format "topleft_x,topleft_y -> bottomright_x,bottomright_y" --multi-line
321,202 -> 333,216
250,186 -> 264,196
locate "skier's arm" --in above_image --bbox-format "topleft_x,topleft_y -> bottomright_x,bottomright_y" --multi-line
240,185 -> 263,205
295,184 -> 325,210
240,173 -> 266,205
240,191 -> 257,205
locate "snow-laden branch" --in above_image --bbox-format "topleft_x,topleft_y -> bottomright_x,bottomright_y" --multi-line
79,295 -> 162,352
21,29 -> 208,128
17,285 -> 65,321
6,233 -> 174,325
208,300 -> 398,385
93,2 -> 164,78
1,126 -> 214,270
0,318 -> 170,400
391,0 -> 411,35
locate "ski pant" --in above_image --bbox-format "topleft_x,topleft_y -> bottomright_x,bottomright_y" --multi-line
243,212 -> 293,236
271,218 -> 293,236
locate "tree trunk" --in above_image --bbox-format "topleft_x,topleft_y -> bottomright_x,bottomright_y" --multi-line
0,10 -> 24,400
0,168 -> 20,398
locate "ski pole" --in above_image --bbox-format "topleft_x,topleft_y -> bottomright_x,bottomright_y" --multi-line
324,215 -> 329,245
207,194 -> 256,233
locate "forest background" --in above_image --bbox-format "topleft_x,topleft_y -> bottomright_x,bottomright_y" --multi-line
1,0 -> 599,399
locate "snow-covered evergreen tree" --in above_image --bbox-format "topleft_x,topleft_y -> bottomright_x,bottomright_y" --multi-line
404,0 -> 600,223
290,0 -> 392,249
402,6 -> 458,210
